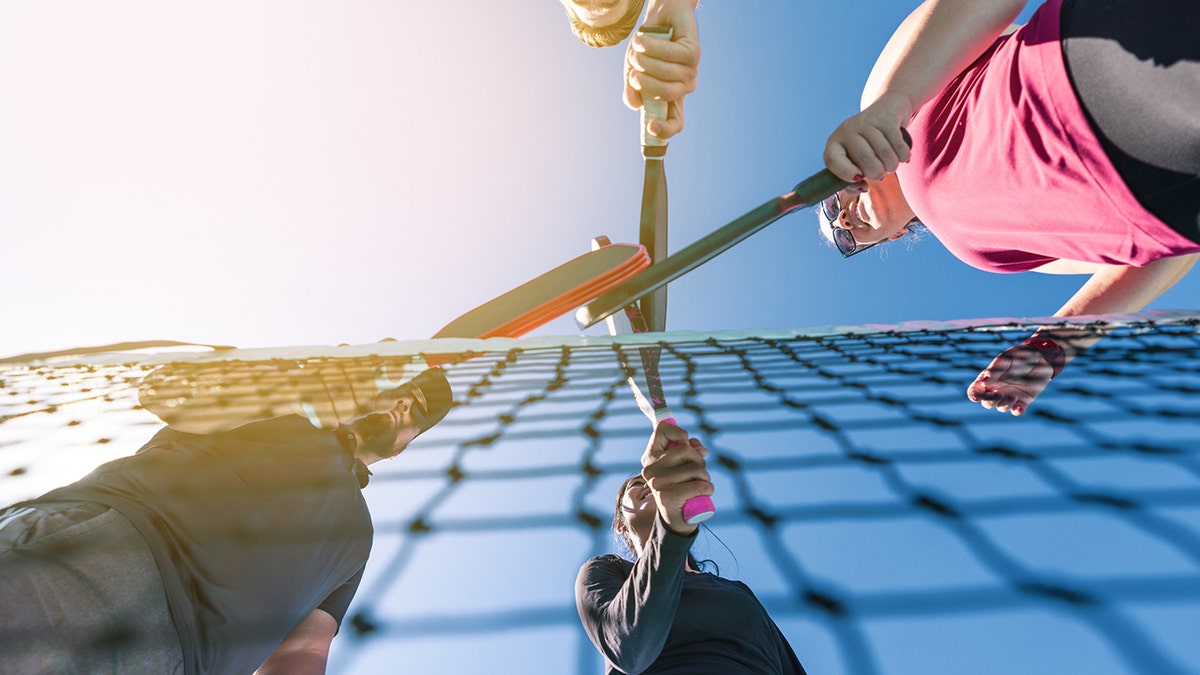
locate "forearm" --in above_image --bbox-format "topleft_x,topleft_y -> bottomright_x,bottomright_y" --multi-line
862,0 -> 1027,111
577,518 -> 695,672
139,357 -> 416,433
138,364 -> 293,434
647,0 -> 698,12
1038,255 -> 1199,358
966,253 -> 1195,415
255,650 -> 327,675
256,609 -> 336,675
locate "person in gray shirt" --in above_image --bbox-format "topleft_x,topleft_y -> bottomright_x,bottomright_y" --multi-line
0,366 -> 452,675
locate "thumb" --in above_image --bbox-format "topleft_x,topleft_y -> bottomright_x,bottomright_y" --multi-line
648,100 -> 685,139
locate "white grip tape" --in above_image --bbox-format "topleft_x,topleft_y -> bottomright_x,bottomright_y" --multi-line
638,26 -> 673,148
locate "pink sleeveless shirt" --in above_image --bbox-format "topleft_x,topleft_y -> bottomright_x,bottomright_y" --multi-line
895,0 -> 1200,273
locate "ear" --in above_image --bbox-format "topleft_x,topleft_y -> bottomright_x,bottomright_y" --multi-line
887,225 -> 910,241
614,513 -> 629,536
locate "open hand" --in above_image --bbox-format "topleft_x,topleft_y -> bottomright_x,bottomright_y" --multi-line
967,343 -> 1057,416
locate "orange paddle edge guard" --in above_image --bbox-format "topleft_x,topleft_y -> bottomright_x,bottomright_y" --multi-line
425,243 -> 650,366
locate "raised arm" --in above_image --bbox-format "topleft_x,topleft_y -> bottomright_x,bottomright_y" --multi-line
825,0 -> 1027,182
968,255 -> 1200,414
575,423 -> 713,672
575,518 -> 696,673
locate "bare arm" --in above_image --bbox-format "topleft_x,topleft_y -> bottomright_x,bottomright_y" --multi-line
1030,259 -> 1107,275
861,0 -> 1027,109
826,0 -> 1027,182
255,609 -> 337,675
969,255 -> 1199,414
1057,256 -> 1198,313
1041,253 -> 1199,353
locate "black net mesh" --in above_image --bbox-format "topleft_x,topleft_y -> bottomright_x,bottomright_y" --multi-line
2,312 -> 1199,674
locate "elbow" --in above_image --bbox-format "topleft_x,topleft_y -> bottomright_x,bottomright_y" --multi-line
601,633 -> 665,675
587,623 -> 662,675
255,649 -> 328,675
1163,253 -> 1199,291
978,0 -> 1030,21
1143,253 -> 1198,291
607,652 -> 654,675
1173,253 -> 1199,277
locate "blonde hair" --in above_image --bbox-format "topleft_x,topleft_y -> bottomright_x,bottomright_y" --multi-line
563,0 -> 646,48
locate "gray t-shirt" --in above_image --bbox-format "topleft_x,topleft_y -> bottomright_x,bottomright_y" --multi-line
576,516 -> 806,674
34,415 -> 373,675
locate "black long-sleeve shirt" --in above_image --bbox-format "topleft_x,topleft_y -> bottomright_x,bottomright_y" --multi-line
576,516 -> 806,674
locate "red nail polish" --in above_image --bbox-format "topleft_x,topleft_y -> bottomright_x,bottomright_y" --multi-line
852,174 -> 863,182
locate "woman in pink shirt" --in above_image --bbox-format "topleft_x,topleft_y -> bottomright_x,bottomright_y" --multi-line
819,0 -> 1200,416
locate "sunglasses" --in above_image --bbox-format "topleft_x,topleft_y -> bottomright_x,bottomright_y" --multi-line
382,382 -> 431,432
820,192 -> 883,259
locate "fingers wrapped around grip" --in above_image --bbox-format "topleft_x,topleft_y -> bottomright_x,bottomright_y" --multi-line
824,93 -> 914,182
641,423 -> 714,534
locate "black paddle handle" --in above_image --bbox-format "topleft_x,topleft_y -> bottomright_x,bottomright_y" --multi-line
578,168 -> 848,328
579,128 -> 913,327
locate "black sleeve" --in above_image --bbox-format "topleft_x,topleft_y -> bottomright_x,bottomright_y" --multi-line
731,579 -> 807,675
575,516 -> 696,674
318,565 -> 365,630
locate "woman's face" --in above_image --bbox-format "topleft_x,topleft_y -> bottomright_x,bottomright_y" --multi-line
617,475 -> 656,553
829,173 -> 915,247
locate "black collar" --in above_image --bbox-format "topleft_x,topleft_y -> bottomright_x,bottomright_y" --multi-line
335,427 -> 372,489
353,459 -> 372,489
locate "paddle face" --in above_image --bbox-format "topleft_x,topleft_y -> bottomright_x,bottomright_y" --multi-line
432,243 -> 650,340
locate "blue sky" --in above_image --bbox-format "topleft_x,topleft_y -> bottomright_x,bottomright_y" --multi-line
2,2 -> 1199,674
6,1 -> 1198,360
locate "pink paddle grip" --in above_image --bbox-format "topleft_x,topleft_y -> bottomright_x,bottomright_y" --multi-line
683,495 -> 716,525
661,416 -> 716,525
